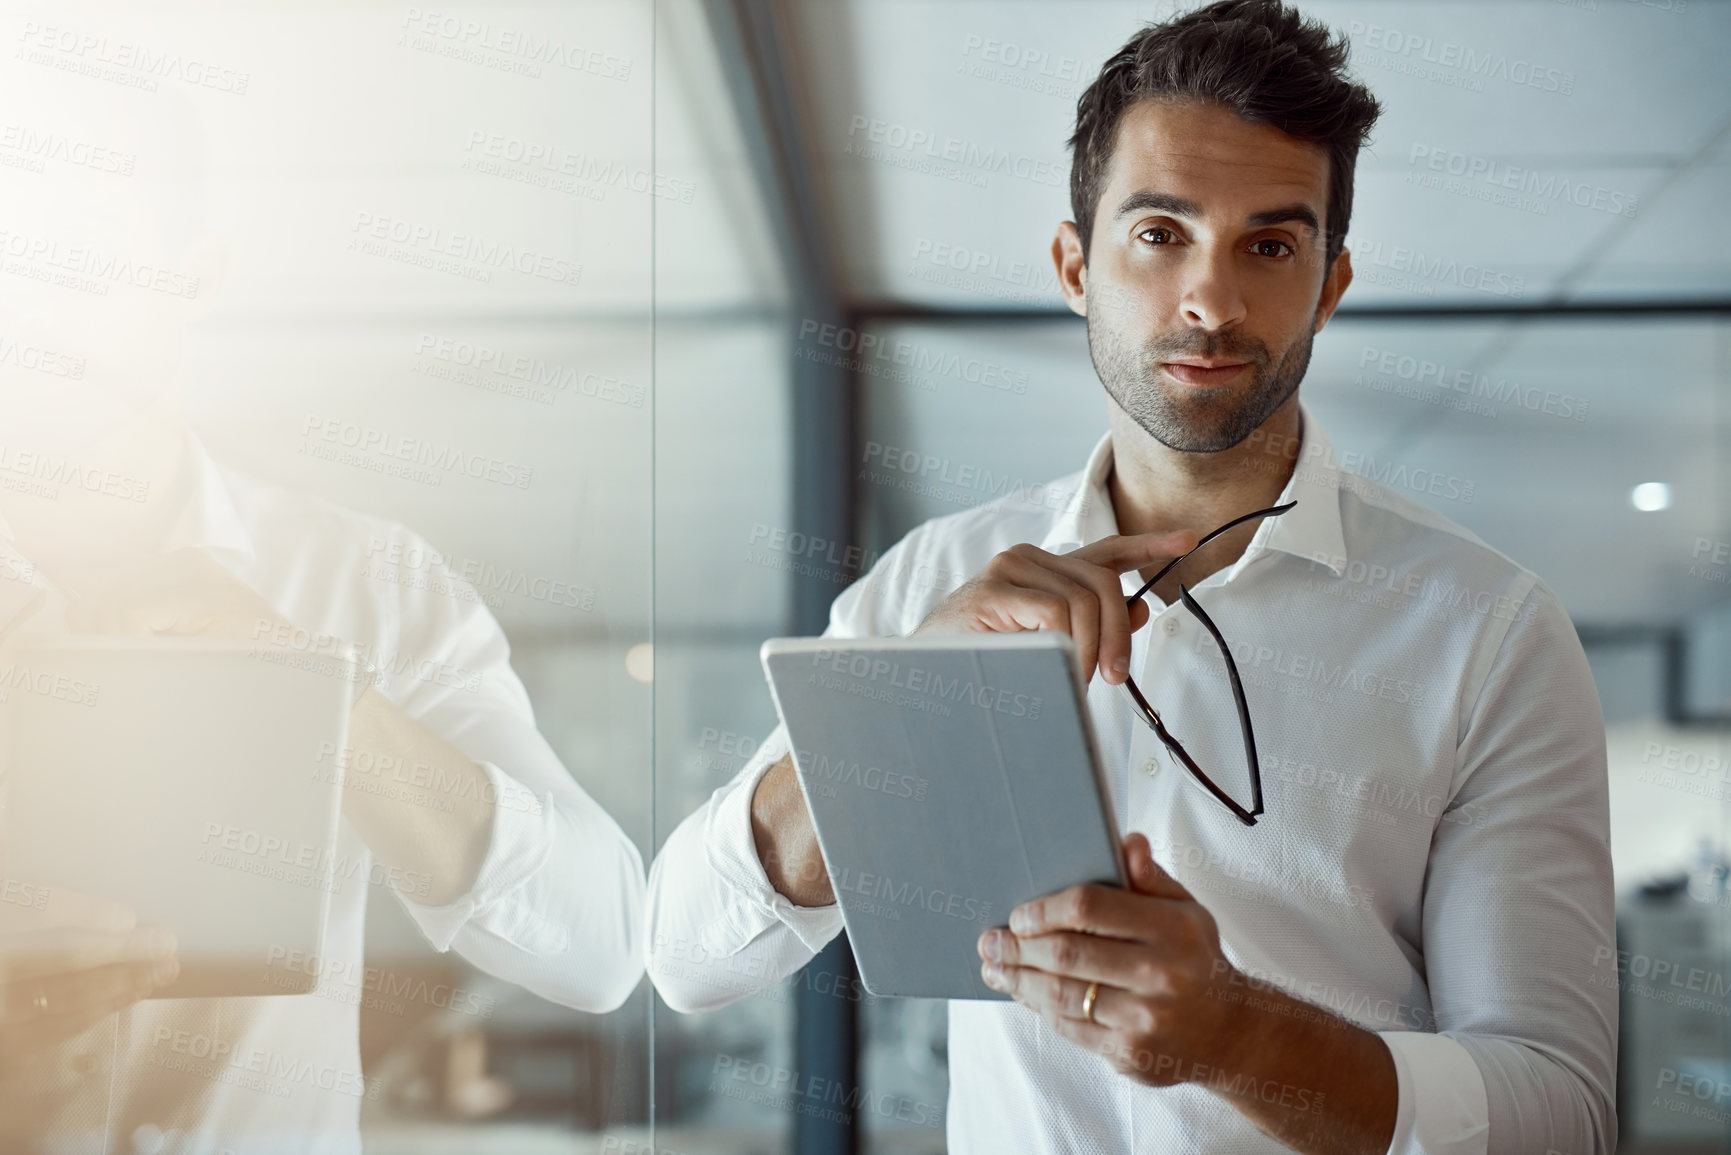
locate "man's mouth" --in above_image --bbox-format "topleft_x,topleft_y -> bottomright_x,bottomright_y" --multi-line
1159,360 -> 1251,387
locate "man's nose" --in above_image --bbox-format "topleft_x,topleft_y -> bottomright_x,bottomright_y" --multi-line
1177,244 -> 1248,332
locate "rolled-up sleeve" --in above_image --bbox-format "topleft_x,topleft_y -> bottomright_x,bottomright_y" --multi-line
645,528 -> 947,1013
1380,1031 -> 1489,1154
645,722 -> 846,1013
383,544 -> 646,1014
393,736 -> 646,1013
1409,579 -> 1617,1155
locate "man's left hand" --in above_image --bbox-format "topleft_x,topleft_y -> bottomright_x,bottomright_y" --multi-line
977,832 -> 1256,1084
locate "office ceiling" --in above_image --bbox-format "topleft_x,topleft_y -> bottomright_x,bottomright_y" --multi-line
786,0 -> 1731,311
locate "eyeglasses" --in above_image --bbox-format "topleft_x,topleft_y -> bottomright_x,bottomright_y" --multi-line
1119,501 -> 1296,827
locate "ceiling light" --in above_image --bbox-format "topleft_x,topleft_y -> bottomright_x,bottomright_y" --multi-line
1630,482 -> 1671,512
625,642 -> 654,684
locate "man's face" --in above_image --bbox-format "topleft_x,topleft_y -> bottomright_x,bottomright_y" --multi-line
1065,99 -> 1348,453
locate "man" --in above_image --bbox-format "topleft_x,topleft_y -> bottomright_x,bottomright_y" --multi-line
645,2 -> 1615,1153
0,407 -> 646,1153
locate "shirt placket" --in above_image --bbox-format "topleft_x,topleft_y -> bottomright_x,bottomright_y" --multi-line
1122,569 -> 1186,834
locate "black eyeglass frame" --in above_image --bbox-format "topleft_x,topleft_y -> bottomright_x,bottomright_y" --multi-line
1119,501 -> 1297,827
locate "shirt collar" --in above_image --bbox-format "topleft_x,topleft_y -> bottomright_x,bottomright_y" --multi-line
99,423 -> 259,571
1262,404 -> 1348,576
1038,432 -> 1118,555
1038,402 -> 1348,577
160,430 -> 255,567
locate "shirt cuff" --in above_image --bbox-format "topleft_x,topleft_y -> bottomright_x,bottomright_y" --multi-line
1380,1031 -> 1490,1155
702,726 -> 845,956
397,760 -> 557,952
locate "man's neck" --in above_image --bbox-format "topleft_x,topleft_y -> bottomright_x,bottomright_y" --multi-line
1106,395 -> 1303,596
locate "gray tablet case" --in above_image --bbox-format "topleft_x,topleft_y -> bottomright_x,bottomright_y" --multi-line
761,632 -> 1125,999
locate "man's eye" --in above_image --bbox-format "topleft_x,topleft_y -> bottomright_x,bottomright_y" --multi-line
1252,239 -> 1294,259
1139,227 -> 1177,245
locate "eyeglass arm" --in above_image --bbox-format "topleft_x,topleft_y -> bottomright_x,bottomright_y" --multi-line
1120,667 -> 1260,827
1177,583 -> 1264,824
1128,500 -> 1296,604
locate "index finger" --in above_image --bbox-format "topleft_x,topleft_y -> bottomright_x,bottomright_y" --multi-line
1067,531 -> 1199,576
0,926 -> 177,979
1006,884 -> 1172,941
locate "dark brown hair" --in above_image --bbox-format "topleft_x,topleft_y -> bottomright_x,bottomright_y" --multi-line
1068,0 -> 1380,270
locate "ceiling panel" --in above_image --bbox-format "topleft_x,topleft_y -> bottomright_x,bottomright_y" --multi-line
791,0 -> 1731,309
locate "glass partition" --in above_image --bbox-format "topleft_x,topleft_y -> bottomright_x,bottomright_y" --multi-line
0,2 -> 655,1151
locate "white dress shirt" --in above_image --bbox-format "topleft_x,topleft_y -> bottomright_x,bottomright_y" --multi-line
0,433 -> 645,1154
646,407 -> 1616,1155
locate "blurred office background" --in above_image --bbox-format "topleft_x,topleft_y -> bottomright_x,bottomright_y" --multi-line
3,0 -> 1725,1152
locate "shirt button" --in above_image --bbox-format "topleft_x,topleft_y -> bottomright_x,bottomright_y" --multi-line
1161,616 -> 1180,636
1142,756 -> 1161,776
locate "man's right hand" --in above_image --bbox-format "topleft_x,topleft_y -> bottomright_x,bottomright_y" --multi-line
912,531 -> 1198,685
749,530 -> 1198,906
0,892 -> 179,1074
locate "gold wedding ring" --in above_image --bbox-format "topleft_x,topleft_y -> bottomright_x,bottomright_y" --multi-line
1082,981 -> 1100,1024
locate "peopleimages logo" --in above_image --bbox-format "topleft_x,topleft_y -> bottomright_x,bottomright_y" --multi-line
266,946 -> 497,1018
398,7 -> 633,81
807,647 -> 1043,719
1407,144 -> 1637,218
461,130 -> 693,204
710,1054 -> 945,1130
799,319 -> 1028,395
0,661 -> 100,707
1348,235 -> 1525,299
0,123 -> 136,176
1346,21 -> 1576,95
300,414 -> 533,490
911,238 -> 1061,292
148,1027 -> 378,1100
413,333 -> 644,408
793,746 -> 931,802
861,441 -> 1067,513
1195,632 -> 1425,707
0,878 -> 50,911
16,21 -> 251,95
0,226 -> 201,299
844,115 -> 1064,187
955,33 -> 1085,99
0,331 -> 86,379
0,443 -> 150,503
831,867 -> 995,926
348,211 -> 582,286
1358,345 -> 1590,422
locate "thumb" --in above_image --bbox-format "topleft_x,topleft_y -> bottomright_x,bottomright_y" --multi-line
1127,598 -> 1151,633
1123,833 -> 1192,900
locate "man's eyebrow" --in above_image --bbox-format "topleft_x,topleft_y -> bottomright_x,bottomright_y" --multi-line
1114,190 -> 1322,237
1113,191 -> 1200,219
1247,204 -> 1321,235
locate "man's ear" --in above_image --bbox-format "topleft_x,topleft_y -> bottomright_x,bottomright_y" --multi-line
1314,247 -> 1354,333
1052,221 -> 1088,317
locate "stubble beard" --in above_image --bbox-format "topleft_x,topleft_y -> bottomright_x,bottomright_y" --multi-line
1087,307 -> 1317,454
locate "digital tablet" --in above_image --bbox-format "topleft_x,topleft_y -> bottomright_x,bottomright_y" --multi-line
5,638 -> 354,997
761,632 -> 1125,999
